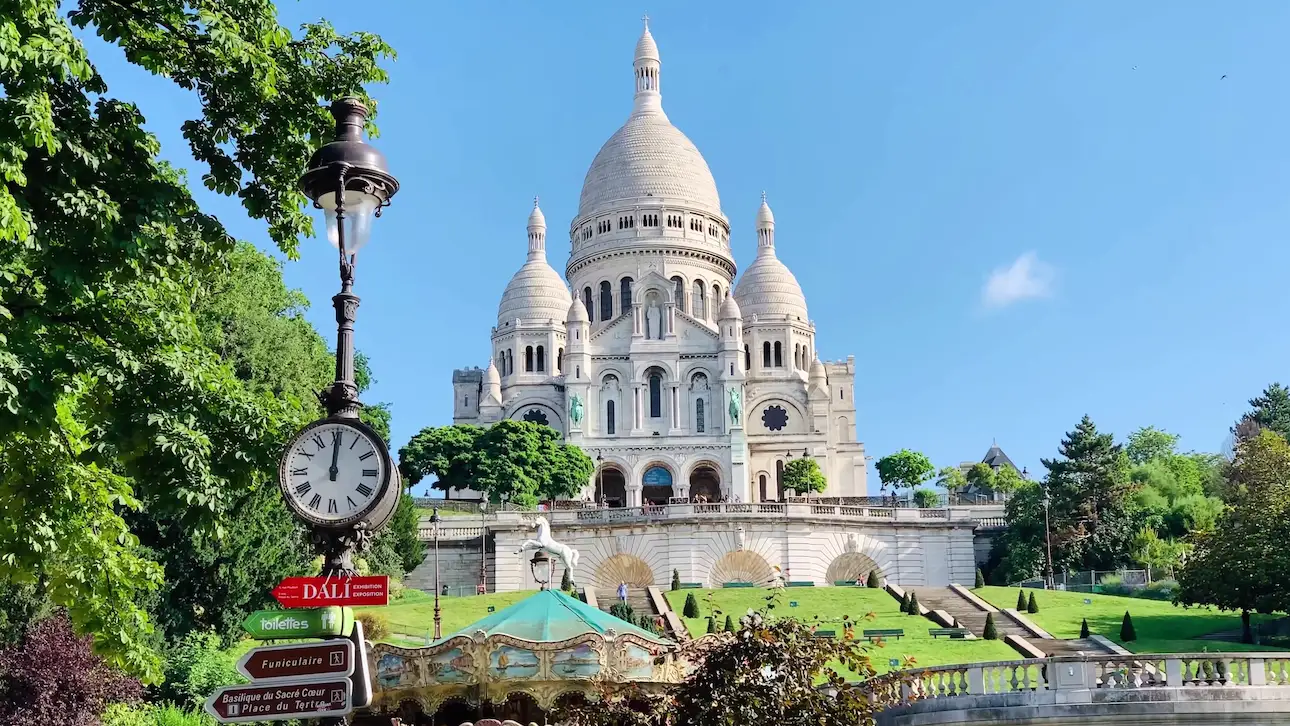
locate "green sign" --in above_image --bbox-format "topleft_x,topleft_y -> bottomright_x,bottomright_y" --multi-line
242,607 -> 353,639
789,601 -> 799,608
487,606 -> 495,613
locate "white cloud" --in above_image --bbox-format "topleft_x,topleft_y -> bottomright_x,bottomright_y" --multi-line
982,252 -> 1055,309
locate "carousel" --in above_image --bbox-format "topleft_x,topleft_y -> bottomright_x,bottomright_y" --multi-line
363,526 -> 683,725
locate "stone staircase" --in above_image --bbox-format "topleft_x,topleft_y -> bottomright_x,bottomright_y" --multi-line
909,587 -> 1028,641
593,587 -> 657,620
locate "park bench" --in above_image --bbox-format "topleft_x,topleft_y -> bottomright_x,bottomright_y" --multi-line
723,582 -> 755,588
833,580 -> 862,586
928,628 -> 971,639
786,581 -> 815,587
813,629 -> 837,639
678,582 -> 703,589
862,628 -> 904,642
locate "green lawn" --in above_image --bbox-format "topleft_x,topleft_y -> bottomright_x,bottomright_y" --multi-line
415,507 -> 484,519
356,588 -> 532,643
975,586 -> 1283,654
664,587 -> 1018,674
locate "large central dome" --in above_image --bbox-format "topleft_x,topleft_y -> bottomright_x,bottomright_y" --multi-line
578,113 -> 722,218
575,23 -> 723,222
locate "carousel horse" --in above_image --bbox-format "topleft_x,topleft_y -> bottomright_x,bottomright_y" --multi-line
515,516 -> 580,576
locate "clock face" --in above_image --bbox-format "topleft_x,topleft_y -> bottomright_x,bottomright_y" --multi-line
280,419 -> 389,526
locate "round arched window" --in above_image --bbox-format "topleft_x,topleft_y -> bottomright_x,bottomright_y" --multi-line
523,409 -> 550,426
761,405 -> 788,432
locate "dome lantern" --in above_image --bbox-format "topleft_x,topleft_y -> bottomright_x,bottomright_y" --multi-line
497,199 -> 571,327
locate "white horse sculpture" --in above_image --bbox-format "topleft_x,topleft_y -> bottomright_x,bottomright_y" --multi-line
515,516 -> 580,578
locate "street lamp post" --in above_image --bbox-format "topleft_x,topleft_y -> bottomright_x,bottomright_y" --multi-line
432,508 -> 442,639
292,97 -> 401,576
596,451 -> 604,505
478,500 -> 488,595
530,551 -> 553,590
1042,485 -> 1055,590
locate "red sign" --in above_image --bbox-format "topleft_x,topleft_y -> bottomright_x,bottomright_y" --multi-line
237,640 -> 354,681
272,575 -> 388,608
204,679 -> 350,723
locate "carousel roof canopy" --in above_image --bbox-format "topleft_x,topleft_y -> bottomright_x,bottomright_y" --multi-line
440,589 -> 671,646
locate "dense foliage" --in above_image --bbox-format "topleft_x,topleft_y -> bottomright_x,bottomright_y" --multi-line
1178,430 -> 1290,642
553,612 -> 901,726
0,614 -> 142,726
399,420 -> 595,506
874,449 -> 934,492
781,457 -> 826,495
0,0 -> 393,680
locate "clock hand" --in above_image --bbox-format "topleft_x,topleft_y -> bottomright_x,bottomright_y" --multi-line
329,433 -> 341,481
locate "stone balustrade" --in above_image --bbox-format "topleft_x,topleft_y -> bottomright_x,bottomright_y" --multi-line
415,525 -> 486,542
872,653 -> 1290,726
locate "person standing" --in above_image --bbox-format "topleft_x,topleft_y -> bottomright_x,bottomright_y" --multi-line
617,581 -> 628,603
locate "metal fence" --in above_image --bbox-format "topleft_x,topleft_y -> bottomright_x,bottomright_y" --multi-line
1013,569 -> 1165,592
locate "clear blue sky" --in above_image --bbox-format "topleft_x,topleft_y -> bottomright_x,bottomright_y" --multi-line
81,1 -> 1290,493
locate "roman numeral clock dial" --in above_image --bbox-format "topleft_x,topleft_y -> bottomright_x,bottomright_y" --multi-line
278,419 -> 392,528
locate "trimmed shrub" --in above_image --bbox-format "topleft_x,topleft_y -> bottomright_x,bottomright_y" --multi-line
983,612 -> 998,640
1080,618 -> 1090,638
1016,589 -> 1027,610
706,617 -> 716,634
724,614 -> 736,633
610,602 -> 635,623
356,611 -> 390,641
671,569 -> 681,591
867,570 -> 881,588
975,568 -> 985,589
1138,578 -> 1179,601
901,591 -> 913,614
1027,592 -> 1039,614
159,631 -> 239,709
1120,611 -> 1137,642
1098,574 -> 1135,597
908,590 -> 921,615
560,568 -> 573,592
683,592 -> 700,618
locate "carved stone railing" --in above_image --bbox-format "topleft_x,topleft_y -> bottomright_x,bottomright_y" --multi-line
415,526 -> 485,541
974,516 -> 1006,530
873,653 -> 1290,710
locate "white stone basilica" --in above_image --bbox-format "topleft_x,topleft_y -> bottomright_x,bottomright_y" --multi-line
451,22 -> 867,506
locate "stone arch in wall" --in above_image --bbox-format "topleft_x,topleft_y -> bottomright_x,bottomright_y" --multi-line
688,462 -> 721,502
825,553 -> 882,584
750,397 -> 808,435
508,401 -> 563,432
709,550 -> 773,587
639,461 -> 675,504
595,464 -> 628,508
593,553 -> 655,590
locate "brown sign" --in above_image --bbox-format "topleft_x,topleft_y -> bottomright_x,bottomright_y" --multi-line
204,679 -> 351,723
236,640 -> 354,681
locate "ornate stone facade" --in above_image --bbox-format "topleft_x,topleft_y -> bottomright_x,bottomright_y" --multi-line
451,21 -> 866,504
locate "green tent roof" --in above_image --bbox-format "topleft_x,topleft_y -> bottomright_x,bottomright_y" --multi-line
438,589 -> 671,645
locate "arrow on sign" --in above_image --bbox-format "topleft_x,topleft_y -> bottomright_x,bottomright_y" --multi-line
205,678 -> 351,723
272,575 -> 389,608
236,640 -> 354,681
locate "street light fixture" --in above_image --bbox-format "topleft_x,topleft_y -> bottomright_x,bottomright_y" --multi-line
431,507 -> 442,639
596,451 -> 604,506
1042,485 -> 1055,591
478,500 -> 488,595
530,550 -> 553,590
279,98 -> 400,578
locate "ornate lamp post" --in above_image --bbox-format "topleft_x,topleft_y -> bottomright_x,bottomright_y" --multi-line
279,98 -> 401,578
596,451 -> 604,505
1042,485 -> 1055,590
431,507 -> 442,639
530,551 -> 553,590
478,500 -> 488,595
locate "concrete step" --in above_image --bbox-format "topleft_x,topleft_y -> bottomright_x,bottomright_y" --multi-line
908,587 -> 1026,639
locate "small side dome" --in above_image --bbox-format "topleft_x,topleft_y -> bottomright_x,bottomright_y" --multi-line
810,357 -> 826,381
486,358 -> 502,385
718,294 -> 742,320
734,194 -> 808,321
497,201 -> 571,326
566,296 -> 589,324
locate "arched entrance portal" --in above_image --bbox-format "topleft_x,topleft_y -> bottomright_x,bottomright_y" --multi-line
593,553 -> 655,590
709,550 -> 773,587
689,464 -> 721,502
641,465 -> 674,505
825,553 -> 882,585
598,466 -> 627,508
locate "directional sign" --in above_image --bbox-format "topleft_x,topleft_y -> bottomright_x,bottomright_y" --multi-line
241,607 -> 353,639
237,640 -> 354,681
204,678 -> 351,723
272,575 -> 389,608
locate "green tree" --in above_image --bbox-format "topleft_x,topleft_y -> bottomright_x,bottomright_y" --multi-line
683,593 -> 700,618
974,568 -> 985,589
992,464 -> 1027,495
936,466 -> 968,497
1026,592 -> 1039,614
1236,383 -> 1290,443
705,617 -> 716,635
998,416 -> 1134,582
1080,618 -> 1090,638
907,590 -> 920,614
671,569 -> 681,591
1017,589 -> 1027,610
1125,426 -> 1180,465
400,421 -> 594,506
0,0 -> 392,681
983,612 -> 998,640
723,614 -> 735,633
1178,430 -> 1290,643
782,457 -> 826,496
1120,611 -> 1137,642
965,462 -> 996,492
912,488 -> 939,508
866,570 -> 881,588
875,449 -> 934,493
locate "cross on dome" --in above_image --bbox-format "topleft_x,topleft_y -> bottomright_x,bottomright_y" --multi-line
642,12 -> 649,28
